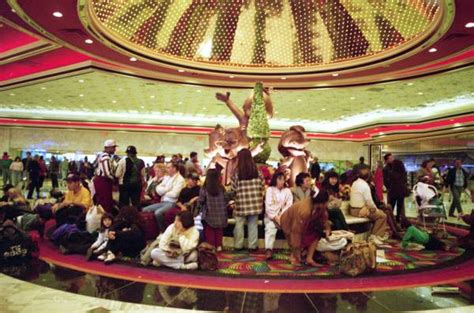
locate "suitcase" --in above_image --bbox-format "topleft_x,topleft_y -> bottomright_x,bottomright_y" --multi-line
140,212 -> 159,240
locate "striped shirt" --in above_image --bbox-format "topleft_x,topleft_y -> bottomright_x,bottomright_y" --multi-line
96,152 -> 115,179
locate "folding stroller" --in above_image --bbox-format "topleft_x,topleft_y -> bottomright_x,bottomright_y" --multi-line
412,182 -> 447,234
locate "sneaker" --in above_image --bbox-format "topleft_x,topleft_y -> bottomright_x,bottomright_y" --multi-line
180,262 -> 198,270
104,252 -> 116,265
97,252 -> 107,261
265,249 -> 273,260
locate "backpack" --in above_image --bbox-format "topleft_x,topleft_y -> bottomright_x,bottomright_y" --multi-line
124,157 -> 144,185
339,241 -> 377,277
197,242 -> 218,271
0,224 -> 38,262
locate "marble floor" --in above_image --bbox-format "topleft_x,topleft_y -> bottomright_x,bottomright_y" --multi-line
0,259 -> 473,312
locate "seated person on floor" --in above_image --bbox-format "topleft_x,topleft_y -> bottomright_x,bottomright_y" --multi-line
164,173 -> 201,227
150,211 -> 200,270
52,174 -> 92,213
400,220 -> 453,251
98,206 -> 146,264
0,186 -> 31,220
349,165 -> 390,243
86,213 -> 114,260
320,171 -> 349,231
280,190 -> 331,267
142,162 -> 185,233
291,172 -> 312,202
264,171 -> 293,260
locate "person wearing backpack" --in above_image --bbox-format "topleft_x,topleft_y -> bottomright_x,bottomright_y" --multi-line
115,146 -> 145,208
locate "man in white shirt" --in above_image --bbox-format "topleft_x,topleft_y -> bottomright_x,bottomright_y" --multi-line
142,162 -> 185,233
350,165 -> 389,238
150,211 -> 200,270
93,139 -> 118,213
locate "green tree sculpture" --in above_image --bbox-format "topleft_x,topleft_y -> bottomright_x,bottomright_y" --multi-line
248,82 -> 271,164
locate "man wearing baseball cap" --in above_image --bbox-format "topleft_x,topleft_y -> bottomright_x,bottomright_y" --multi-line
52,174 -> 92,213
115,145 -> 145,207
93,139 -> 118,213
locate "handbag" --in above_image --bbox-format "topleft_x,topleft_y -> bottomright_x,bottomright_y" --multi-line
317,237 -> 348,252
339,241 -> 377,277
86,205 -> 105,233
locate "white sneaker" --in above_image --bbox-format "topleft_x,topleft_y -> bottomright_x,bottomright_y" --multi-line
180,262 -> 198,270
97,253 -> 107,261
104,252 -> 116,264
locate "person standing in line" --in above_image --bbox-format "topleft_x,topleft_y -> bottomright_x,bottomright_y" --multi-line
445,158 -> 469,217
93,140 -> 118,214
10,157 -> 24,188
38,156 -> 47,190
383,153 -> 394,196
115,145 -> 145,207
1,152 -> 13,186
27,155 -> 41,199
310,156 -> 321,183
388,159 -> 408,222
374,160 -> 385,204
49,156 -> 60,189
231,149 -> 264,252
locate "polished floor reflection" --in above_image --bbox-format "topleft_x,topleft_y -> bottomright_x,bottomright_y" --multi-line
1,258 -> 471,312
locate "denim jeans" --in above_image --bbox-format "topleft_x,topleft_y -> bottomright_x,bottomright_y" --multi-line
233,215 -> 259,249
449,185 -> 464,215
143,201 -> 176,233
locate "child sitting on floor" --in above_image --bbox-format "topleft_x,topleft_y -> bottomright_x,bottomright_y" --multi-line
150,210 -> 200,270
86,213 -> 113,260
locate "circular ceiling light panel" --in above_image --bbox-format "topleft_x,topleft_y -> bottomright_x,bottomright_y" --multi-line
86,0 -> 442,74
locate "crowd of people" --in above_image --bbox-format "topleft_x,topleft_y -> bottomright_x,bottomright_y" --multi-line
0,140 -> 472,271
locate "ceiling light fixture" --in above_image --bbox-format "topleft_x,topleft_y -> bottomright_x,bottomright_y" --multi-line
47,99 -> 52,102
465,22 -> 474,28
78,79 -> 84,83
332,73 -> 339,77
79,94 -> 84,97
41,87 -> 46,90
428,48 -> 437,53
178,69 -> 185,73
9,93 -> 15,96
84,39 -> 93,44
281,77 -> 287,80
150,95 -> 155,98
129,57 -> 137,62
418,92 -> 424,95
321,108 -> 326,111
52,12 -> 63,18
350,97 -> 355,100
297,99 -> 302,102
407,82 -> 414,86
112,100 -> 116,103
229,75 -> 234,78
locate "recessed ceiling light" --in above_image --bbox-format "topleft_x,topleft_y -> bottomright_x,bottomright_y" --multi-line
321,108 -> 326,111
41,87 -> 46,90
297,99 -> 302,102
340,115 -> 345,118
229,75 -> 234,78
178,101 -> 182,105
112,100 -> 116,103
47,99 -> 52,102
332,73 -> 339,77
140,106 -> 145,109
407,82 -> 414,86
150,95 -> 155,99
465,22 -> 474,28
84,39 -> 93,44
454,123 -> 461,127
197,90 -> 201,93
52,12 -> 63,18
350,97 -> 355,100
129,57 -> 137,62
178,69 -> 185,73
79,94 -> 84,97
78,79 -> 84,83
428,48 -> 437,53
281,77 -> 287,80
9,93 -> 15,96
418,92 -> 423,95
376,104 -> 381,107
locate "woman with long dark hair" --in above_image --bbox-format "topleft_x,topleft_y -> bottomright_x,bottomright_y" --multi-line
264,171 -> 293,259
231,149 -> 264,251
388,159 -> 408,222
280,190 -> 331,266
199,168 -> 228,251
321,171 -> 349,230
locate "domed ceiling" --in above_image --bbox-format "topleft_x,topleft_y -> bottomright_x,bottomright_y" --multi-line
0,0 -> 473,141
88,0 -> 440,72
